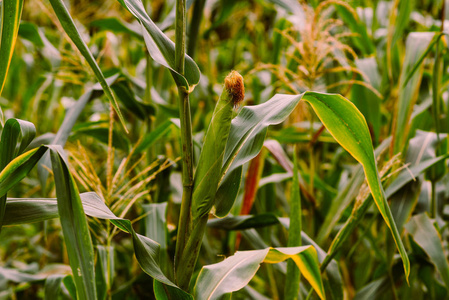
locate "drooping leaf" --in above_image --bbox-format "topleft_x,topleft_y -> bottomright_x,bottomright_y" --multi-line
0,0 -> 24,97
47,0 -> 128,131
194,246 -> 325,300
3,190 -> 190,298
117,0 -> 200,91
303,92 -> 409,280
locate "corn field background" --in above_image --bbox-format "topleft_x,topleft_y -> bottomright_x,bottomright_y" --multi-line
0,0 -> 448,299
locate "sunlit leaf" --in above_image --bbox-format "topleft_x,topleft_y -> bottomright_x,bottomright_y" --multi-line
194,246 -> 325,300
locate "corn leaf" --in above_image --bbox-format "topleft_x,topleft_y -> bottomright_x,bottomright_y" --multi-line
405,213 -> 449,290
117,0 -> 200,91
0,0 -> 24,97
0,146 -> 47,202
0,118 -> 36,231
302,92 -> 409,281
194,246 -> 325,300
214,91 -> 410,280
44,275 -> 65,300
5,189 -> 192,299
392,32 -> 435,154
47,0 -> 128,132
285,149 -> 301,300
49,146 -> 96,300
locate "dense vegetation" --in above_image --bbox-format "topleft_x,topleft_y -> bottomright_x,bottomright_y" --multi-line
0,0 -> 448,299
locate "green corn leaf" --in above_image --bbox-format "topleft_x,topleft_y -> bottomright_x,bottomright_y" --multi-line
3,190 -> 192,298
214,91 -> 410,280
0,0 -> 24,97
405,213 -> 449,291
6,188 -> 191,298
49,146 -> 96,300
393,32 -> 435,154
44,275 -> 65,300
0,146 -> 47,203
117,0 -> 200,91
63,275 -> 77,300
0,118 -> 36,231
302,92 -> 409,281
134,120 -> 174,155
194,246 -> 325,300
47,0 -> 128,132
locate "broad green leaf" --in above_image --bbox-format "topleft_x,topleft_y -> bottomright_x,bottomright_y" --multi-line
214,91 -> 410,279
302,92 -> 409,281
194,246 -> 325,300
49,146 -> 96,300
405,213 -> 449,291
47,0 -> 128,131
117,0 -> 200,91
0,0 -> 24,97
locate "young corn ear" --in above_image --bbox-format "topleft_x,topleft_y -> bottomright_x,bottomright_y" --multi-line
191,71 -> 244,220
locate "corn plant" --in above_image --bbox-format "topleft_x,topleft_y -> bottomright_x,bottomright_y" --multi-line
1,0 -> 449,299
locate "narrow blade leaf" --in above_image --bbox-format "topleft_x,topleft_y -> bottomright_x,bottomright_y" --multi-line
48,0 -> 128,131
0,0 -> 24,96
49,146 -> 96,300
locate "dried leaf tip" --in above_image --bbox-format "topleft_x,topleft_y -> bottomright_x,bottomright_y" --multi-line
224,71 -> 244,106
